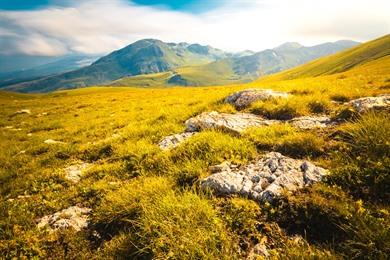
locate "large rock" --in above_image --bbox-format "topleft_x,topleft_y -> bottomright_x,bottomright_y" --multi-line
201,152 -> 327,203
158,132 -> 197,150
185,111 -> 278,134
225,89 -> 289,110
37,206 -> 91,232
64,162 -> 92,183
349,94 -> 390,113
289,115 -> 334,130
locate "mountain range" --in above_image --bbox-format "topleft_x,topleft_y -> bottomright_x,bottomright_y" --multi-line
1,39 -> 359,92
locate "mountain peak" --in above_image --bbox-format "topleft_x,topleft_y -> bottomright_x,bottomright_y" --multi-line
274,42 -> 303,51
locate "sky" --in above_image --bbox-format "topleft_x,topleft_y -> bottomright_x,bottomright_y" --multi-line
0,0 -> 389,57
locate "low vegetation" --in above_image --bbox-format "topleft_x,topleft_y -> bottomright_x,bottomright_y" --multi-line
0,36 -> 389,259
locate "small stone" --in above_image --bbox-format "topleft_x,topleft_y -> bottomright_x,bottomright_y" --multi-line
15,109 -> 31,115
64,162 -> 92,183
247,243 -> 269,259
44,139 -> 66,144
158,132 -> 197,150
289,115 -> 334,129
37,206 -> 91,232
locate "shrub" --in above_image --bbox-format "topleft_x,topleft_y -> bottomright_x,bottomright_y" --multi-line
329,112 -> 390,202
330,94 -> 350,103
218,198 -> 263,252
93,177 -> 237,259
268,184 -> 390,258
308,100 -> 330,114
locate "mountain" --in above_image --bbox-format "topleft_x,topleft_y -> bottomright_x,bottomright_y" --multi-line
112,40 -> 359,87
3,39 -> 229,92
258,35 -> 390,81
0,54 -> 98,88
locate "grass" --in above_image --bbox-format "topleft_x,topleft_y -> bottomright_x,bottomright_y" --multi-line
0,36 -> 389,258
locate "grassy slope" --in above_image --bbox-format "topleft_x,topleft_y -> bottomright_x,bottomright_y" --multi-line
260,34 -> 390,81
0,36 -> 389,259
112,59 -> 252,87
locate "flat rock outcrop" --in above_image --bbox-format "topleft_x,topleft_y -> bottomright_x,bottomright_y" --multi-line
37,206 -> 91,231
185,111 -> 278,134
349,94 -> 390,113
64,162 -> 92,183
289,115 -> 334,130
158,132 -> 197,150
201,152 -> 327,203
225,89 -> 289,110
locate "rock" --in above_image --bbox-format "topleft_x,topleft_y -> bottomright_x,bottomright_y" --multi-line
15,109 -> 31,115
37,112 -> 48,117
158,132 -> 197,150
44,139 -> 66,144
201,152 -> 327,203
185,111 -> 278,134
289,115 -> 334,129
225,89 -> 289,110
349,94 -> 390,113
37,206 -> 91,232
64,162 -> 92,183
247,243 -> 269,259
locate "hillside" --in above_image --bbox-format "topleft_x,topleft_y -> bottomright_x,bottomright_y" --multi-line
1,33 -> 389,259
261,34 -> 390,81
113,40 -> 359,87
3,39 -> 228,93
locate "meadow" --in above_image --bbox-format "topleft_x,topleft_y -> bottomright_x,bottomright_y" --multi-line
0,40 -> 389,259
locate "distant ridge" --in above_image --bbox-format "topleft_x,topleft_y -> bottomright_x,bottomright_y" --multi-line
3,38 -> 361,92
259,34 -> 390,81
112,39 -> 359,87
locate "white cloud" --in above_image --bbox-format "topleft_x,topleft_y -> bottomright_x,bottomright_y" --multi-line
0,0 -> 389,56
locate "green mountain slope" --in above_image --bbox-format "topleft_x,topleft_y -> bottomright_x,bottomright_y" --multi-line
261,34 -> 390,81
113,40 -> 359,87
4,39 -> 228,92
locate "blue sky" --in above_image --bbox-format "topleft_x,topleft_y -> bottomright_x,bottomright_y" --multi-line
0,0 -> 389,56
0,0 -> 221,12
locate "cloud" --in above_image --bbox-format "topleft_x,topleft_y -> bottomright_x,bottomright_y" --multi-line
0,0 -> 389,56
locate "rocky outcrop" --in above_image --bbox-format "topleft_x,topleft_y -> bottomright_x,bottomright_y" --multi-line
289,115 -> 334,130
225,89 -> 289,110
201,152 -> 327,203
64,162 -> 92,183
158,132 -> 197,150
349,94 -> 390,113
185,111 -> 278,134
37,206 -> 91,232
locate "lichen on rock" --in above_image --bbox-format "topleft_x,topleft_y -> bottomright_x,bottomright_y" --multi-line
201,152 -> 327,203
